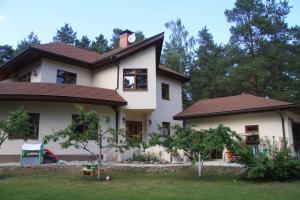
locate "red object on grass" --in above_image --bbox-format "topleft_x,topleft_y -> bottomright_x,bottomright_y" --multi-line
44,148 -> 61,161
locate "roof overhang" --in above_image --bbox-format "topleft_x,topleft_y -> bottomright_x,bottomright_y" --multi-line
0,82 -> 127,107
174,104 -> 298,120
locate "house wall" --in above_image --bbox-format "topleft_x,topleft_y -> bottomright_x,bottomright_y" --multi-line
185,111 -> 286,144
0,101 -> 117,161
148,75 -> 183,134
92,64 -> 118,89
284,110 -> 300,149
118,46 -> 157,110
40,58 -> 93,86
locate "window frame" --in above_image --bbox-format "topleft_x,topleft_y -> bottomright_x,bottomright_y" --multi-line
8,113 -> 40,140
161,83 -> 170,100
161,122 -> 171,136
17,71 -> 31,82
245,125 -> 259,134
123,69 -> 148,91
56,69 -> 77,85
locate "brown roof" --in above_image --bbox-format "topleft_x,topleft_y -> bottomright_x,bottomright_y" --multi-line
32,42 -> 103,63
174,94 -> 295,120
0,82 -> 127,106
157,65 -> 189,83
0,32 -> 187,83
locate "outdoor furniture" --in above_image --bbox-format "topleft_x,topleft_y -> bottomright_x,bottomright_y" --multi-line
20,143 -> 44,165
81,163 -> 98,176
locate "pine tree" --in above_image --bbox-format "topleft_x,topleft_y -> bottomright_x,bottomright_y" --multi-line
53,23 -> 77,45
90,34 -> 110,54
0,45 -> 14,65
15,32 -> 40,55
75,35 -> 91,49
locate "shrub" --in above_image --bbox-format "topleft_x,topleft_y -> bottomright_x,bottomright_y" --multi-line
240,137 -> 300,181
132,152 -> 161,163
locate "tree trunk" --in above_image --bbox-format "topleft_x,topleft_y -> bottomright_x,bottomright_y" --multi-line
197,153 -> 203,177
97,124 -> 102,180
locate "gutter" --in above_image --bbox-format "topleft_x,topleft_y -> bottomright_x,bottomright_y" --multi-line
113,62 -> 121,143
278,109 -> 287,148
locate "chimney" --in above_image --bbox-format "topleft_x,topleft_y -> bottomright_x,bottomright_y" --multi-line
119,30 -> 133,48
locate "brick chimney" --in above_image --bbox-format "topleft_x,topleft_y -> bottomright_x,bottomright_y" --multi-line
119,30 -> 133,48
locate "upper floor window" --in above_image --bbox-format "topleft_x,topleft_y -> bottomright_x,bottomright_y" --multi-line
161,83 -> 170,100
18,72 -> 31,82
123,69 -> 147,90
9,113 -> 40,140
56,69 -> 77,84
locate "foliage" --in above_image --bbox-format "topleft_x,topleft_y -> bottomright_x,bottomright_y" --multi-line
132,152 -> 161,163
240,137 -> 300,181
188,27 -> 228,103
15,32 -> 40,55
0,107 -> 32,147
149,124 -> 241,176
161,18 -> 194,107
53,23 -> 77,45
75,35 -> 91,49
0,45 -> 14,65
90,34 -> 110,54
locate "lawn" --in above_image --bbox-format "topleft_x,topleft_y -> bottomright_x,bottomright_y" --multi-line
0,167 -> 299,200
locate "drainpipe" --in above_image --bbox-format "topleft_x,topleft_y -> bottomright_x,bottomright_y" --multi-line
278,109 -> 287,148
113,62 -> 121,143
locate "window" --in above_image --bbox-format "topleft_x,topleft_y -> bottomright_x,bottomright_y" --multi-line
161,83 -> 170,100
56,69 -> 77,84
126,121 -> 142,142
18,72 -> 31,82
71,114 -> 97,134
9,113 -> 39,140
123,69 -> 147,90
161,122 -> 170,136
245,125 -> 260,145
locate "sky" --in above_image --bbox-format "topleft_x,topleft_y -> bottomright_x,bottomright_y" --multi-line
0,0 -> 299,48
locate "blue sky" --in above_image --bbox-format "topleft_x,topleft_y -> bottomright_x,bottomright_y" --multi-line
0,0 -> 299,48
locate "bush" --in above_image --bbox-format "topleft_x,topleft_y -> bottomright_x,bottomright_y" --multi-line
240,138 -> 300,181
132,152 -> 161,163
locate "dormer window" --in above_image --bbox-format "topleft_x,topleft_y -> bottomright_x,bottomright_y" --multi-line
123,69 -> 147,90
56,69 -> 77,85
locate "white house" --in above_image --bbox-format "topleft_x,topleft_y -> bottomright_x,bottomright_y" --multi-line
0,30 -> 188,163
174,94 -> 300,159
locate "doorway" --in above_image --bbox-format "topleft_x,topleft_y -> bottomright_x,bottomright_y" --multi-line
292,122 -> 300,154
126,121 -> 142,142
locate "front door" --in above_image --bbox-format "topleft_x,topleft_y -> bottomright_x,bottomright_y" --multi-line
126,121 -> 142,142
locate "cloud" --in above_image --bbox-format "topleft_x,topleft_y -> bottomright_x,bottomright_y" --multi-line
0,14 -> 6,21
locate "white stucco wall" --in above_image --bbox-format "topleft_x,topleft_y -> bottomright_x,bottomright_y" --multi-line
148,75 -> 183,134
118,46 -> 157,110
0,101 -> 116,159
40,58 -> 93,86
185,111 -> 286,143
92,64 -> 118,89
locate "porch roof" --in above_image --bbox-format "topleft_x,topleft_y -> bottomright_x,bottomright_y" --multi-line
0,82 -> 127,106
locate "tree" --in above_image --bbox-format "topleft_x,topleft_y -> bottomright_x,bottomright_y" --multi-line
110,28 -> 123,49
15,32 -> 40,55
43,105 -> 138,180
161,18 -> 194,107
149,125 -> 241,176
161,18 -> 194,74
0,45 -> 14,65
224,0 -> 300,102
134,31 -> 145,43
0,107 -> 32,148
90,34 -> 110,54
188,27 -> 228,102
53,23 -> 77,45
75,35 -> 91,49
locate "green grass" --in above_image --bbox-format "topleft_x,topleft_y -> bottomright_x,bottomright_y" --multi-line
0,167 -> 299,200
